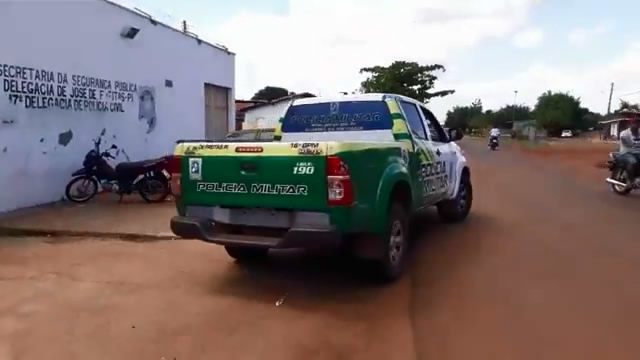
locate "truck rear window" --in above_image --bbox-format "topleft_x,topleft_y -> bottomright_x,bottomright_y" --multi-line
282,101 -> 392,133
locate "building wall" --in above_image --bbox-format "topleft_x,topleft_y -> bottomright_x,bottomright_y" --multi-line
611,122 -> 619,137
235,100 -> 264,130
242,102 -> 290,129
0,0 -> 235,212
604,121 -> 626,139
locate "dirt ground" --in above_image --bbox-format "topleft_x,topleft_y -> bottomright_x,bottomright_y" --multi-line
0,195 -> 175,238
514,138 -> 617,183
2,138 -> 640,360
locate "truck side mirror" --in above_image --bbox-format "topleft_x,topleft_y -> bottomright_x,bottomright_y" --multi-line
448,128 -> 464,141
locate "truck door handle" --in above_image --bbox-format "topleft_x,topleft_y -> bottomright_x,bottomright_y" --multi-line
240,162 -> 257,173
436,149 -> 441,156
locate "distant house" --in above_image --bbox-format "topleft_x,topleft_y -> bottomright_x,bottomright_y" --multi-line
599,117 -> 630,140
234,99 -> 266,130
512,119 -> 547,139
240,93 -> 316,129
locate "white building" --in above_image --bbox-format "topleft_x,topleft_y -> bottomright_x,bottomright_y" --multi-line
242,93 -> 314,129
599,118 -> 629,139
0,0 -> 235,213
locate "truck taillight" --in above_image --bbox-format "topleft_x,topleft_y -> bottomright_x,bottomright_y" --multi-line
167,155 -> 182,197
326,155 -> 353,206
167,155 -> 182,175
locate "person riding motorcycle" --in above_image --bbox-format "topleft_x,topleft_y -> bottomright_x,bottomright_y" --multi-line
618,116 -> 640,186
489,127 -> 500,146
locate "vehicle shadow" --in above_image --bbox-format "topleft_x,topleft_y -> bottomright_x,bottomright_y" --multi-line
208,209 -> 495,312
209,247 -> 382,311
407,210 -> 494,295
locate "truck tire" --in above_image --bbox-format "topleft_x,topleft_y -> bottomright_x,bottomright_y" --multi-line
374,201 -> 409,282
224,246 -> 268,262
437,172 -> 473,223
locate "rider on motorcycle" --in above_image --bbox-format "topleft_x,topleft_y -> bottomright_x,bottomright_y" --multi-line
489,127 -> 500,145
618,115 -> 640,185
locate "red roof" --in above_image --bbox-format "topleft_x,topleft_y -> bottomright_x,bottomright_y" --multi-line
235,99 -> 266,112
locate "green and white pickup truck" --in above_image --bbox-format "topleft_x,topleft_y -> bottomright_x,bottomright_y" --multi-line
170,94 -> 472,281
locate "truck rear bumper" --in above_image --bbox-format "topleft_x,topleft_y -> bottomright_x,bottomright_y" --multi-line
170,216 -> 342,249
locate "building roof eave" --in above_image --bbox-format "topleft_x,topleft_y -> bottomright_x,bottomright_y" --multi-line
101,0 -> 235,55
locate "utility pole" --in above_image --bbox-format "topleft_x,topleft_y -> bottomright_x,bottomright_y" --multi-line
607,82 -> 615,115
511,90 -> 519,123
181,20 -> 188,33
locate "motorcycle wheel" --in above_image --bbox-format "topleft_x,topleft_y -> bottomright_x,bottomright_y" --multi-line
138,176 -> 170,203
611,168 -> 632,196
65,176 -> 99,203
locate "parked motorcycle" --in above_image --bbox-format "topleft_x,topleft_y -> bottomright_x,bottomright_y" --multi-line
65,137 -> 172,203
605,151 -> 639,195
488,136 -> 499,151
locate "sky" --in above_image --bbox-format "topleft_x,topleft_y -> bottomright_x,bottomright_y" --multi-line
117,0 -> 640,120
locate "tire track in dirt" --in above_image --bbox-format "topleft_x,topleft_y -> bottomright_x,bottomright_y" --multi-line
410,139 -> 640,360
2,139 -> 639,360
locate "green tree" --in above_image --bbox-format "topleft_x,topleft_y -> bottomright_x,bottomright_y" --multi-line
491,105 -> 532,128
582,111 -> 604,130
469,113 -> 490,130
463,105 -> 531,130
252,86 -> 291,101
445,100 -> 482,131
359,61 -> 455,103
617,100 -> 640,112
482,110 -> 498,128
533,91 -> 582,136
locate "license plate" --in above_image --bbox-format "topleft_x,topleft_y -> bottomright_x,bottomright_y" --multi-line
227,208 -> 291,228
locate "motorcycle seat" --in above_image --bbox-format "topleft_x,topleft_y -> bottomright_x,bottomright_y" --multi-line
115,158 -> 166,177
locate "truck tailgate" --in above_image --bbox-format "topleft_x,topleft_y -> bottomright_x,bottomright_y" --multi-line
179,142 -> 328,211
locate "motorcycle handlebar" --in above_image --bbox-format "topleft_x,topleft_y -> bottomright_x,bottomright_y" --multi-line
101,151 -> 114,159
93,138 -> 102,153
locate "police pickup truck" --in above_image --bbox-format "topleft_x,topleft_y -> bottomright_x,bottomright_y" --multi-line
170,94 -> 472,281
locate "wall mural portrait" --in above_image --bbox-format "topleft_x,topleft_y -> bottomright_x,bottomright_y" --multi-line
138,86 -> 157,134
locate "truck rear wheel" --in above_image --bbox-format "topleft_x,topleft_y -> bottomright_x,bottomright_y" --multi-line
437,173 -> 472,223
374,201 -> 409,282
224,246 -> 268,262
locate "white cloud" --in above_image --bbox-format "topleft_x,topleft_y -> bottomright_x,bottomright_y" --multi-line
512,27 -> 544,48
568,21 -> 611,47
428,42 -> 640,119
204,0 -> 541,100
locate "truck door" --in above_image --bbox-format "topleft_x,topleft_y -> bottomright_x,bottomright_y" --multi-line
398,100 -> 439,207
419,105 -> 456,201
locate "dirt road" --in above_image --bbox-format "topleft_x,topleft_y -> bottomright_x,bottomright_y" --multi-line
2,139 -> 640,360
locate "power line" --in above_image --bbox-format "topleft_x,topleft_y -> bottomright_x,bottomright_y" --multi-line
618,89 -> 640,97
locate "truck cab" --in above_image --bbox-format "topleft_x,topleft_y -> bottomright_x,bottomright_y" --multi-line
170,93 -> 471,281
